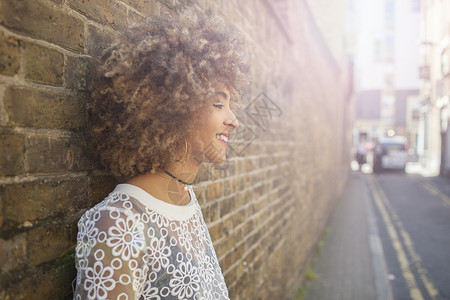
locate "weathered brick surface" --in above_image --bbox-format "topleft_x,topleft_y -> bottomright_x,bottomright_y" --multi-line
0,133 -> 25,176
127,9 -> 146,26
86,24 -> 116,57
3,87 -> 87,129
0,233 -> 27,273
0,31 -> 20,76
23,42 -> 64,85
0,0 -> 352,299
67,0 -> 127,30
2,256 -> 76,300
0,189 -> 3,228
0,0 -> 85,52
206,181 -> 223,200
4,178 -> 88,224
88,175 -> 118,206
122,0 -> 153,16
27,218 -> 73,266
65,55 -> 91,91
25,135 -> 92,173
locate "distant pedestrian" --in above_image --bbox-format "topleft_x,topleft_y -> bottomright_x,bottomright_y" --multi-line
73,11 -> 249,299
356,141 -> 367,168
373,140 -> 383,172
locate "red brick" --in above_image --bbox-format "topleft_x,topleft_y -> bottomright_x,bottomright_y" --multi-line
23,42 -> 64,85
4,177 -> 88,223
0,0 -> 85,52
68,0 -> 127,30
0,31 -> 20,76
3,86 -> 87,129
0,133 -> 25,176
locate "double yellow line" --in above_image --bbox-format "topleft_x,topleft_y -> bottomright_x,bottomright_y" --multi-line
409,176 -> 450,207
366,176 -> 439,300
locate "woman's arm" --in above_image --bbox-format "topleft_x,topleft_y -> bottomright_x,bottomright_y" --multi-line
74,206 -> 148,300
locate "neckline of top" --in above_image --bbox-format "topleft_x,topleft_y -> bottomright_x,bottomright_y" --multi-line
113,183 -> 197,221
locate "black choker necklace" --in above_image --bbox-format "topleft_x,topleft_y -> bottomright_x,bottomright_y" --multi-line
162,170 -> 193,186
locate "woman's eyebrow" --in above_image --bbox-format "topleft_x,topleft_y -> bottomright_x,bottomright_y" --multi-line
215,91 -> 228,101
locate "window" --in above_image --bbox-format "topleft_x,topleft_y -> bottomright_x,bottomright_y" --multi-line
411,0 -> 420,11
441,49 -> 449,76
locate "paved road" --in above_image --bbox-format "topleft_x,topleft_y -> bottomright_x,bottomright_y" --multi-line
368,171 -> 450,300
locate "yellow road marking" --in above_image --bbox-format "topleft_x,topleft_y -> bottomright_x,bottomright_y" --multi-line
367,176 -> 425,300
399,226 -> 439,299
371,177 -> 439,299
410,176 -> 450,207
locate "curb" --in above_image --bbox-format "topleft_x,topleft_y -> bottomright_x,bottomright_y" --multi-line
362,174 -> 394,300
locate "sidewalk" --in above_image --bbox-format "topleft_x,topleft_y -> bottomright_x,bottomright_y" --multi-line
305,172 -> 393,300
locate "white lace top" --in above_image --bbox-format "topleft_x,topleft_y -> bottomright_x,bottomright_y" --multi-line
73,184 -> 229,300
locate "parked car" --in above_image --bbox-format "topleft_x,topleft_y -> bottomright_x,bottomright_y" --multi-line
373,136 -> 408,172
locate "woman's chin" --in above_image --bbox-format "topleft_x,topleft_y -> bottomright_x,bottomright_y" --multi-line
206,154 -> 226,164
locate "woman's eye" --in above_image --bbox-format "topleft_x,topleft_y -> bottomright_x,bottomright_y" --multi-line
213,104 -> 224,109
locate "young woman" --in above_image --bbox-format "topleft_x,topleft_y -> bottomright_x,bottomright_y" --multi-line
73,12 -> 249,300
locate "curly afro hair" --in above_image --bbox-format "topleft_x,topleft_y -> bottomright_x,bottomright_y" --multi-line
89,11 -> 250,178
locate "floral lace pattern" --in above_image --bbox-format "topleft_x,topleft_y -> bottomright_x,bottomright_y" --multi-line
74,185 -> 229,300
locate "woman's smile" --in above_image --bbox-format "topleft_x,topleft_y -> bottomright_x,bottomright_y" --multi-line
187,86 -> 239,164
216,132 -> 230,146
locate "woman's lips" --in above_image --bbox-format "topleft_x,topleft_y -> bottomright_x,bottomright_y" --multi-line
216,133 -> 229,146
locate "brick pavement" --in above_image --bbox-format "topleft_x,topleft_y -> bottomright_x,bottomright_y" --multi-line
305,172 -> 393,300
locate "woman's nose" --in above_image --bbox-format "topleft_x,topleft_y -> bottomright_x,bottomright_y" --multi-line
225,110 -> 239,129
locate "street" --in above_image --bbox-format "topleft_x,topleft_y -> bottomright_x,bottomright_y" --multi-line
367,171 -> 450,300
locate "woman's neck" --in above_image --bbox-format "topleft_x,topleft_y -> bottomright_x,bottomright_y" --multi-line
126,158 -> 200,206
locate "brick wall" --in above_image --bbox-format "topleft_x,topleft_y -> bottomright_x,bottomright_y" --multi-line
0,0 -> 353,299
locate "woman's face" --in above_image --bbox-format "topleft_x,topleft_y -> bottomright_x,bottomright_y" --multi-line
187,86 -> 239,164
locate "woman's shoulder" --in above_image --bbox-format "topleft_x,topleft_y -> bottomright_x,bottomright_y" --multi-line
80,184 -> 200,225
78,184 -> 143,224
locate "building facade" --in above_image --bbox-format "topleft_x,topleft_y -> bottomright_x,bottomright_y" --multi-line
353,0 -> 421,153
419,0 -> 450,176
